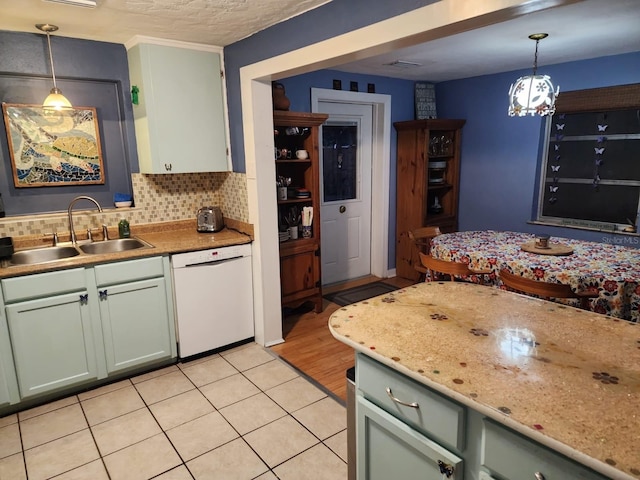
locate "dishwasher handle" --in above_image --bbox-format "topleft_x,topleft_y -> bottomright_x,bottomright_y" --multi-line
180,255 -> 244,268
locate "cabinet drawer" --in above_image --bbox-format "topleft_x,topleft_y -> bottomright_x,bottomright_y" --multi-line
2,268 -> 86,303
94,257 -> 164,286
358,395 -> 463,480
482,419 -> 608,480
357,353 -> 464,451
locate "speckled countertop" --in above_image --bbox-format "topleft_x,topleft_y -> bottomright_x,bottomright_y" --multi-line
0,219 -> 252,279
329,282 -> 640,480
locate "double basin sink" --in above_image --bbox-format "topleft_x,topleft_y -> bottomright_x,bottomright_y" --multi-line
10,238 -> 153,266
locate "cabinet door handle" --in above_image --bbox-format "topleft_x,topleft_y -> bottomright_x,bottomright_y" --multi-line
79,294 -> 88,304
534,473 -> 546,480
438,460 -> 455,478
385,387 -> 419,408
99,290 -> 108,299
164,163 -> 172,171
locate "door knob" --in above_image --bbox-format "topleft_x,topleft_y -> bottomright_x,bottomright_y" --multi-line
339,205 -> 346,213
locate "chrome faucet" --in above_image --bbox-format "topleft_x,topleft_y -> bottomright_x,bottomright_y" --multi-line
67,196 -> 103,244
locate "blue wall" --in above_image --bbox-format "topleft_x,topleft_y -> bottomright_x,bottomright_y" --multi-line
436,51 -> 640,246
0,30 -> 137,215
223,0 -> 438,173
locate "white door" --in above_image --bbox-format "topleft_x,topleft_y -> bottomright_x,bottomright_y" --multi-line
318,102 -> 373,285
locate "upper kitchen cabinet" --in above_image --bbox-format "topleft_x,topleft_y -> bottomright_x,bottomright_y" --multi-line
127,41 -> 230,173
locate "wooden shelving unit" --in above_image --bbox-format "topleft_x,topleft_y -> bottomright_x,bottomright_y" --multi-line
274,111 -> 328,313
394,118 -> 466,281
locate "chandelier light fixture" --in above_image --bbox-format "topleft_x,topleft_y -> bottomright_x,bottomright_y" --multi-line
36,23 -> 73,111
508,33 -> 559,117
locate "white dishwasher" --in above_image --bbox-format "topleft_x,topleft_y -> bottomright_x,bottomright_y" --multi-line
171,243 -> 253,359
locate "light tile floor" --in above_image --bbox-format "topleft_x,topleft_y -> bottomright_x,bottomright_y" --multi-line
0,343 -> 348,480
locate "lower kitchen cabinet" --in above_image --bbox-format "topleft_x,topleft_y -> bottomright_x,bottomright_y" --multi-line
357,395 -> 463,479
0,256 -> 176,406
0,306 -> 19,407
3,269 -> 103,399
482,419 -> 608,480
355,353 -> 609,480
95,257 -> 176,374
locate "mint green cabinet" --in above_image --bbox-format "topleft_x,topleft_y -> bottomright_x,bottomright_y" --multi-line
0,257 -> 176,405
0,304 -> 19,406
356,354 -> 610,480
357,395 -> 463,479
3,269 -> 103,399
95,257 -> 176,374
127,42 -> 229,173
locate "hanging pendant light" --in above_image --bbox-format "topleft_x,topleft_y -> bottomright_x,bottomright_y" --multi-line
36,23 -> 73,111
508,33 -> 559,117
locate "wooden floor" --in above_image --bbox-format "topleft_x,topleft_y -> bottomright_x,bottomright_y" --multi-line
270,275 -> 415,402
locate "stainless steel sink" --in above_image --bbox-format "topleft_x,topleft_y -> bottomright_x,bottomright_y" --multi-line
78,238 -> 151,255
10,246 -> 81,265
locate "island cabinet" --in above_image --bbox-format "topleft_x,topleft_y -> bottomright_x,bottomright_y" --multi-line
394,119 -> 465,281
2,268 -> 104,399
356,353 -> 609,480
274,111 -> 328,313
127,41 -> 229,173
357,354 -> 464,480
0,256 -> 176,404
94,256 -> 176,375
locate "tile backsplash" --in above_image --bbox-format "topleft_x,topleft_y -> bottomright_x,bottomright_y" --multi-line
0,172 -> 249,239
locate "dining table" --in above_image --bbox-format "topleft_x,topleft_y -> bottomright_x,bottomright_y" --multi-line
429,230 -> 640,322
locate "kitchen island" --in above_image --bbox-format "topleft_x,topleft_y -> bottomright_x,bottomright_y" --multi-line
329,282 -> 639,480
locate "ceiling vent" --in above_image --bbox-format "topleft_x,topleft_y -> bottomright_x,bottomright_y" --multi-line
386,60 -> 422,69
43,0 -> 97,7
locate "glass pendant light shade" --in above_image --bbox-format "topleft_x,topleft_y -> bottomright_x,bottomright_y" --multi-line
508,33 -> 559,117
508,74 -> 559,116
43,87 -> 73,110
36,24 -> 73,111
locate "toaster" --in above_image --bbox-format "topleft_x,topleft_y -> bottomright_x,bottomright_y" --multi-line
197,206 -> 224,232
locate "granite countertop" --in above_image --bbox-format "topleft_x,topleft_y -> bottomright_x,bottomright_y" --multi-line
0,219 -> 252,279
329,282 -> 640,480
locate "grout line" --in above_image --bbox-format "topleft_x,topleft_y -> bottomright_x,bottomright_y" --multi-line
8,345 -> 348,479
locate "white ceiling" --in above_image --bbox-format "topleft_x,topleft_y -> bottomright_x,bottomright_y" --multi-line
0,0 -> 639,82
335,0 -> 640,82
0,0 -> 333,46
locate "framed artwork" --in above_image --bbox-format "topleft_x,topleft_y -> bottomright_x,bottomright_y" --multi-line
1,103 -> 105,187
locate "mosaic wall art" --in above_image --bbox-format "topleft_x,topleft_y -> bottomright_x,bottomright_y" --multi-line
1,103 -> 104,187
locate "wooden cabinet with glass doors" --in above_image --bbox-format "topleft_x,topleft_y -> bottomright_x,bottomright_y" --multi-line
394,119 -> 466,281
274,111 -> 328,313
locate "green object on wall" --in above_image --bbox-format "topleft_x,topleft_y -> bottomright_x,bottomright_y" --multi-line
131,86 -> 139,105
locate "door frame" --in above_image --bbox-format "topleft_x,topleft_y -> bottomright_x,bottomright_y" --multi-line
311,88 -> 391,280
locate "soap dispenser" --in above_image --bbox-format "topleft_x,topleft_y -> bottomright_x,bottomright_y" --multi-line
118,219 -> 130,238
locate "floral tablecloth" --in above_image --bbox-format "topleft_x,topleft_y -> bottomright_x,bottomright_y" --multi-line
430,230 -> 640,322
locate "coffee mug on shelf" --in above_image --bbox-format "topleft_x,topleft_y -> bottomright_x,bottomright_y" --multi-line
278,187 -> 288,200
296,149 -> 309,159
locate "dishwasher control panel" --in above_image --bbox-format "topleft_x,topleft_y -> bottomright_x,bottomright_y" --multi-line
171,243 -> 251,268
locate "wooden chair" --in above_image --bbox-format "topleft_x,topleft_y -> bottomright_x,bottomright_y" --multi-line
419,252 -> 492,284
409,226 -> 442,280
499,269 -> 599,310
